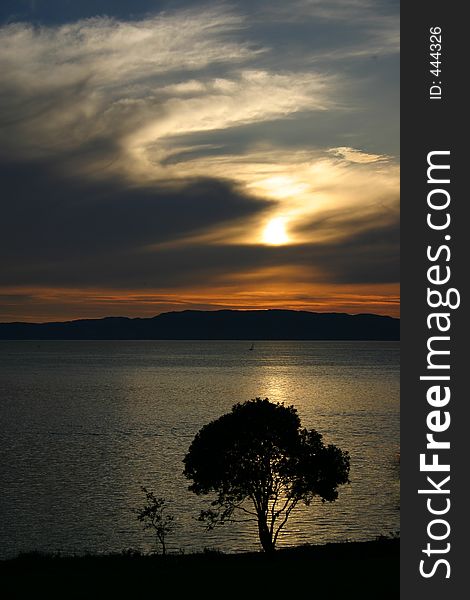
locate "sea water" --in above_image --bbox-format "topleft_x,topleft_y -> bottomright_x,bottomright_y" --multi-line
0,340 -> 399,557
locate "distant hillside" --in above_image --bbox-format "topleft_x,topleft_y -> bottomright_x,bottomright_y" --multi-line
0,309 -> 399,340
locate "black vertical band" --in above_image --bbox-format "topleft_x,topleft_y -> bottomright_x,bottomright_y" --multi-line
401,2 -> 467,597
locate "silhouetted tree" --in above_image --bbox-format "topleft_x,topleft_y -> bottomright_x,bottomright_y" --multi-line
183,398 -> 350,553
136,487 -> 176,555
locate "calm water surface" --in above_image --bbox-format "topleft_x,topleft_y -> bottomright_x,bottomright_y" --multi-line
0,341 -> 399,557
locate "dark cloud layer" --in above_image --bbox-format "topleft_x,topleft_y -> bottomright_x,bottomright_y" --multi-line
0,159 -> 398,289
0,159 -> 273,273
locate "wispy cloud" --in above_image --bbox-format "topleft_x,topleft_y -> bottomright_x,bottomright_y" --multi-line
0,8 -> 248,155
328,146 -> 389,163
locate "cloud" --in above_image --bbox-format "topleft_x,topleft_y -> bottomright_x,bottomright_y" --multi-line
290,219 -> 399,284
0,1 -> 399,320
0,8 -> 334,171
233,0 -> 399,66
0,158 -> 273,281
327,146 -> 389,163
0,8 -> 250,159
0,3 -> 397,181
156,144 -> 399,248
0,155 -> 398,290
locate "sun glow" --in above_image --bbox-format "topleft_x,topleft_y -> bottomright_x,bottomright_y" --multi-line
263,217 -> 289,245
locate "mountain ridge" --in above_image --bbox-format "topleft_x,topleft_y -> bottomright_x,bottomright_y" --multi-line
0,309 -> 399,340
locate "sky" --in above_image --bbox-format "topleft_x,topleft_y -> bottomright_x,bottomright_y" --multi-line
0,0 -> 399,322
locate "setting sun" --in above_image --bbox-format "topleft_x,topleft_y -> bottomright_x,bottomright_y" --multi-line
263,217 -> 289,245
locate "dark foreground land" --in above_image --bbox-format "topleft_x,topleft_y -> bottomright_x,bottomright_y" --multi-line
1,538 -> 399,599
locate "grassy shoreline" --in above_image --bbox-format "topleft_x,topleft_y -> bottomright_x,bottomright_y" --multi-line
2,538 -> 399,599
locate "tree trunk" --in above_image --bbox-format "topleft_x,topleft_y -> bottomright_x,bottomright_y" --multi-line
258,519 -> 275,553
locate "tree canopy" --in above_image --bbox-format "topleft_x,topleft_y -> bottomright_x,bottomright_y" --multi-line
183,398 -> 350,552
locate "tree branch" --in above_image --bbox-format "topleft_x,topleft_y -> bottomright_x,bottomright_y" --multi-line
232,503 -> 258,517
222,518 -> 259,524
273,499 -> 298,546
269,486 -> 281,536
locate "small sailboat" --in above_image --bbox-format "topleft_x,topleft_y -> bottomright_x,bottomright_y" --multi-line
249,342 -> 255,351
